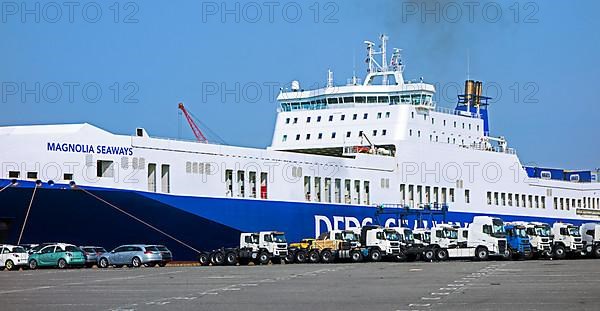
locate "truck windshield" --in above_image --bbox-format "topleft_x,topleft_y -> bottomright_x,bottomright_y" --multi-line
424,232 -> 431,243
341,231 -> 358,241
385,231 -> 400,241
534,226 -> 551,237
515,228 -> 528,238
403,229 -> 414,241
568,227 -> 581,237
443,229 -> 458,239
272,234 -> 287,243
492,220 -> 506,238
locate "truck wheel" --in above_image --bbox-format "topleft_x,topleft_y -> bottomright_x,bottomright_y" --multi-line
423,249 -> 435,262
225,252 -> 238,266
295,250 -> 307,263
475,247 -> 489,261
435,249 -> 449,261
593,247 -> 600,259
350,250 -> 363,263
369,249 -> 382,262
320,249 -> 334,263
553,245 -> 566,260
284,251 -> 295,264
198,253 -> 210,266
308,250 -> 320,263
503,248 -> 513,261
211,251 -> 225,266
257,252 -> 270,265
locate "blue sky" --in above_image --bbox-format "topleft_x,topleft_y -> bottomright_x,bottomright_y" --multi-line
1,0 -> 598,169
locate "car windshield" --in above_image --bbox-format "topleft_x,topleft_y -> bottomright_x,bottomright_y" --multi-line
65,246 -> 81,252
341,231 -> 358,241
444,229 -> 458,239
568,227 -> 581,236
385,230 -> 400,241
83,248 -> 95,253
492,220 -> 506,237
534,226 -> 551,237
515,228 -> 528,238
12,247 -> 26,253
94,247 -> 107,253
403,229 -> 414,241
272,234 -> 287,243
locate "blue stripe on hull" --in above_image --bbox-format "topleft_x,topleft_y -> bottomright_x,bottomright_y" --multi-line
0,180 -> 596,260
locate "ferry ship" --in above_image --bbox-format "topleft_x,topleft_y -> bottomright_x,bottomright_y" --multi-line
1,35 -> 599,260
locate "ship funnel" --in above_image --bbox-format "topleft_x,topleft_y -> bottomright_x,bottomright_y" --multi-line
475,81 -> 483,106
464,80 -> 475,105
464,80 -> 484,107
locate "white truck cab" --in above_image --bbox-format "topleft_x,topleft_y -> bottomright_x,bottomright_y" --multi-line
359,226 -> 401,261
551,223 -> 584,259
580,223 -> 600,258
259,231 -> 288,257
326,229 -> 361,248
413,228 -> 431,247
239,233 -> 259,250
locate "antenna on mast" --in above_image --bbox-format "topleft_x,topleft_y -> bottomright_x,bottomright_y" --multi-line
380,34 -> 388,85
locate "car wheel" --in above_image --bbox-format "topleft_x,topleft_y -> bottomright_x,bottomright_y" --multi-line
29,260 -> 38,270
5,260 -> 15,271
57,258 -> 67,269
198,253 -> 210,266
131,257 -> 142,268
370,249 -> 382,262
98,258 -> 109,268
158,263 -> 166,267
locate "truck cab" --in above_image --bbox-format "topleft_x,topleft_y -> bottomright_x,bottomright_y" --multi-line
360,226 -> 401,261
580,223 -> 600,258
259,231 -> 288,258
456,227 -> 469,248
520,222 -> 552,257
551,223 -> 584,259
467,216 -> 508,259
239,233 -> 259,251
327,229 -> 361,248
504,223 -> 532,259
413,228 -> 431,247
389,227 -> 424,261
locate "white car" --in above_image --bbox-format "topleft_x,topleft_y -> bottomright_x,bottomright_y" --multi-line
0,245 -> 29,270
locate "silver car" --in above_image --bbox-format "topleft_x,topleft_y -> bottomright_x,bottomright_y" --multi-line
98,245 -> 162,268
80,246 -> 107,268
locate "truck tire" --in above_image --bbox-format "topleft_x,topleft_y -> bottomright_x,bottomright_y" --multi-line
211,251 -> 225,266
435,249 -> 449,261
593,246 -> 600,259
423,249 -> 435,262
284,251 -> 295,264
350,250 -> 363,263
369,249 -> 382,262
198,253 -> 210,266
308,250 -> 320,263
295,250 -> 307,263
553,245 -> 566,259
503,248 -> 513,261
257,252 -> 270,265
320,249 -> 334,263
475,247 -> 489,261
225,252 -> 238,266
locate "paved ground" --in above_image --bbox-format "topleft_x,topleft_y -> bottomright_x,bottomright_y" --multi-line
1,259 -> 599,311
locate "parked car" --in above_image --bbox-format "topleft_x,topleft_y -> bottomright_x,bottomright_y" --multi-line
79,246 -> 107,268
97,245 -> 162,268
147,245 -> 172,267
0,245 -> 29,271
24,243 -> 55,255
28,243 -> 86,269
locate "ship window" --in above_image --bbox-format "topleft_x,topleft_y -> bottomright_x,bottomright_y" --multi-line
535,196 -> 540,208
343,96 -> 353,103
377,112 -> 382,119
282,135 -> 287,142
355,96 -> 365,103
341,114 -> 346,121
566,198 -> 570,210
385,111 -> 391,118
477,125 -> 480,131
331,132 -> 336,138
462,123 -> 465,129
515,193 -> 520,207
185,162 -> 192,174
354,180 -> 361,204
248,172 -> 257,198
443,120 -> 446,126
521,194 -> 526,207
363,113 -> 368,119
8,171 -> 19,178
417,130 -> 421,137
324,178 -> 332,203
344,180 -> 351,204
373,130 -> 377,136
411,112 -> 414,118
306,117 -> 311,123
225,169 -> 233,197
494,192 -> 499,205
293,117 -> 298,124
296,134 -> 300,141
400,184 -> 406,203
260,172 -> 268,199
469,124 -> 472,130
192,162 -> 198,174
501,193 -> 506,206
382,129 -> 387,136
329,115 -> 333,122
63,173 -> 73,181
96,161 -> 113,178
346,131 -> 351,138
334,178 -> 341,203
449,189 -> 455,202
487,192 -> 492,205
353,114 -> 357,120
570,175 -> 580,182
431,118 -> 435,124
327,98 -> 338,104
161,164 -> 170,193
378,96 -> 389,103
364,181 -> 370,205
465,189 -> 470,204
286,118 -> 290,124
367,96 -> 377,103
317,116 -> 321,122
314,177 -> 322,202
453,121 -> 457,128
148,163 -> 156,192
528,195 -> 533,208
358,130 -> 363,137
508,193 -> 513,206
318,133 -> 323,139
390,96 -> 399,104
26,171 -> 37,179
237,171 -> 245,197
306,134 -> 311,140
409,130 -> 412,136
408,185 -> 415,207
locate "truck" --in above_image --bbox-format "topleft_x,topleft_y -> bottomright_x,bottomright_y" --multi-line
413,228 -> 431,248
551,223 -> 584,259
389,227 -> 425,261
516,221 -> 553,258
286,230 -> 363,264
423,216 -> 508,261
580,223 -> 600,258
199,231 -> 289,266
504,223 -> 533,259
358,225 -> 402,261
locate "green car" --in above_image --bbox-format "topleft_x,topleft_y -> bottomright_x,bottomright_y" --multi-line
28,243 -> 85,269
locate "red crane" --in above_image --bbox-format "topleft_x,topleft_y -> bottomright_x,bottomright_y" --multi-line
178,103 -> 208,143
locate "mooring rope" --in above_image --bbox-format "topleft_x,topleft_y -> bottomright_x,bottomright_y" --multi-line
17,185 -> 38,245
77,187 -> 201,254
0,183 -> 12,193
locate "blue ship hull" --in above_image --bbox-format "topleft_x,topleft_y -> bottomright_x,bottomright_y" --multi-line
0,179 -> 591,261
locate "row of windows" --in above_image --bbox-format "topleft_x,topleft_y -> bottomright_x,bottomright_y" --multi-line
304,176 -> 370,205
555,197 -> 600,210
185,162 -> 213,174
399,184 -> 461,207
487,192 -> 546,209
408,129 -> 476,146
7,170 -> 73,181
410,112 -> 480,132
147,163 -> 170,193
283,129 -> 388,142
224,169 -> 269,199
280,94 -> 431,111
285,111 -> 391,125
